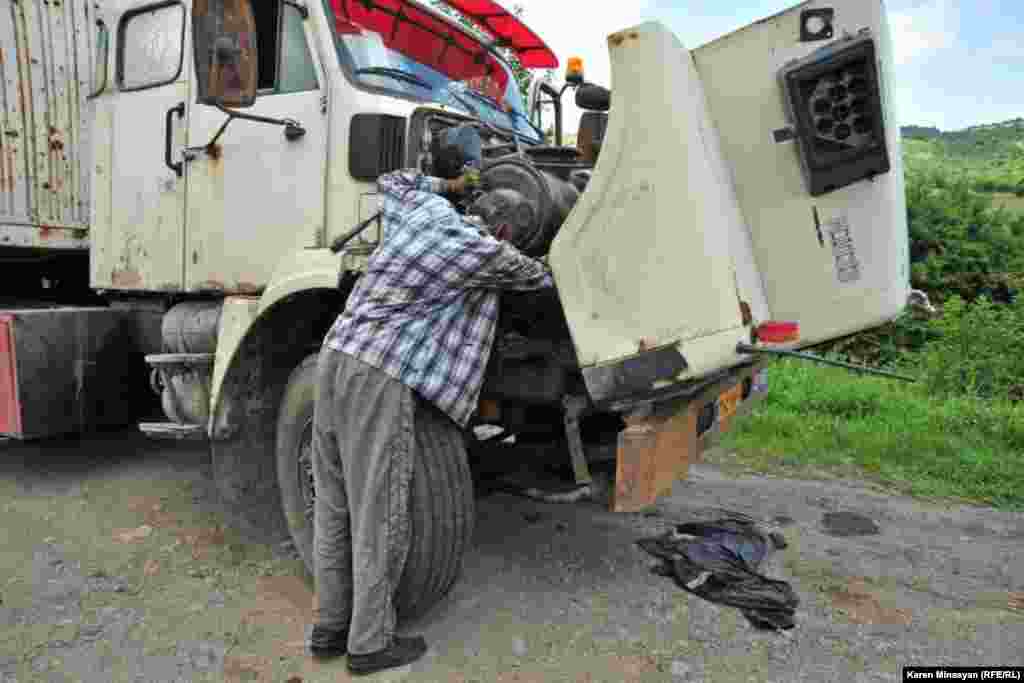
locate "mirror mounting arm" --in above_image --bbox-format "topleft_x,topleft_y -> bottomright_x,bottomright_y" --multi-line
186,104 -> 306,159
283,0 -> 308,19
536,82 -> 563,146
212,103 -> 305,140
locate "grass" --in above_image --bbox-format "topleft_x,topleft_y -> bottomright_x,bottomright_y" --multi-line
716,359 -> 1024,510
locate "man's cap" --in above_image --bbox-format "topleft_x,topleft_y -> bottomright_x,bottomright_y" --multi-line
431,125 -> 483,180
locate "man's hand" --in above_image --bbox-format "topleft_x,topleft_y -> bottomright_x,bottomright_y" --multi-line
445,169 -> 480,196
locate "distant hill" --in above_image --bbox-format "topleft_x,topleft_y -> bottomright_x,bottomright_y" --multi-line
901,118 -> 1024,158
901,125 -> 941,140
901,118 -> 1024,196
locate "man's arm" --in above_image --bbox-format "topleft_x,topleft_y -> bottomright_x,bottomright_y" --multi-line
377,169 -> 447,198
460,237 -> 555,292
377,169 -> 467,199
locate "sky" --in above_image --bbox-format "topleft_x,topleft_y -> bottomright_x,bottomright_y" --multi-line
508,0 -> 1024,135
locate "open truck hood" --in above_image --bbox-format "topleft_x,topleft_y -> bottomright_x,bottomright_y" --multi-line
549,0 -> 909,408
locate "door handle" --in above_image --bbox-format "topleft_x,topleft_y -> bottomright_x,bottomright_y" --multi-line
164,102 -> 185,177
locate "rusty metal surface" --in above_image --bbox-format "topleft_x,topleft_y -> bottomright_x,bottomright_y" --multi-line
610,360 -> 768,512
611,409 -> 696,514
0,0 -> 93,246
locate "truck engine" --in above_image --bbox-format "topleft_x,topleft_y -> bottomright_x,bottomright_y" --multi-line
415,116 -> 619,448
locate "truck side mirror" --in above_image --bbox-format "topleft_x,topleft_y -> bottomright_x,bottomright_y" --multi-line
575,83 -> 610,112
192,0 -> 259,109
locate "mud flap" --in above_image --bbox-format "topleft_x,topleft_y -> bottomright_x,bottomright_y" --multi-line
610,361 -> 768,512
613,406 -> 697,513
0,308 -> 161,439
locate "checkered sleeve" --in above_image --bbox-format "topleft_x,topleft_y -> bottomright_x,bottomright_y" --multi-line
377,169 -> 446,200
460,236 -> 555,291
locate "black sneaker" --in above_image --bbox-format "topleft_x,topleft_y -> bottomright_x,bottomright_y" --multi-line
347,635 -> 428,676
309,625 -> 348,659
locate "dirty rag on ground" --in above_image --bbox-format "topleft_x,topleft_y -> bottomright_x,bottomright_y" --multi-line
637,518 -> 799,630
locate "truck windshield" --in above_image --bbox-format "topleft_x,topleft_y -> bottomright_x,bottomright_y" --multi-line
328,0 -> 541,142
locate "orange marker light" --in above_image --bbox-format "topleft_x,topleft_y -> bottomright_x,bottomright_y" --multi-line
566,56 -> 584,84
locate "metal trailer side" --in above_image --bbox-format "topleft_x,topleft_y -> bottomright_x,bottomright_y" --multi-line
0,0 -> 95,252
0,3 -> 163,440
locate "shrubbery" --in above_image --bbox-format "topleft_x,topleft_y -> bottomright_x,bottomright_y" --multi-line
917,295 -> 1024,401
720,135 -> 1024,508
820,147 -> 1024,402
904,164 -> 1024,302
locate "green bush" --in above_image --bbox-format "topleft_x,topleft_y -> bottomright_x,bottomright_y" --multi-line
723,136 -> 1024,508
904,164 -> 1024,302
918,295 -> 1024,400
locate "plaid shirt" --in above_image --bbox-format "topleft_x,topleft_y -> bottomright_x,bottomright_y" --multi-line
324,169 -> 554,428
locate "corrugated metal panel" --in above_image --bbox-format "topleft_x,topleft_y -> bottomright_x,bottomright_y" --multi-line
0,6 -> 28,223
0,0 -> 92,237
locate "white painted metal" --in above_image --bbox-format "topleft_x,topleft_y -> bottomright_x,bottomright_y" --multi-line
183,8 -> 328,293
90,0 -> 189,291
0,0 -> 95,250
692,0 -> 909,348
548,21 -> 752,382
182,93 -> 327,292
550,0 -> 908,391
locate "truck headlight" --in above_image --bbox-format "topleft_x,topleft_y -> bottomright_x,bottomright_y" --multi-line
780,34 -> 891,197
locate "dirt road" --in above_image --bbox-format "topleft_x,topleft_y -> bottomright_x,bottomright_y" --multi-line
1,432 -> 1022,682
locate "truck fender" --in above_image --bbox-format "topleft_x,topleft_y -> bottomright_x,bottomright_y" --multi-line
208,247 -> 345,435
202,250 -> 349,540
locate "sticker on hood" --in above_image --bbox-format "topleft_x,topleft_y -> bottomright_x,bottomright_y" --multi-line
825,214 -> 861,283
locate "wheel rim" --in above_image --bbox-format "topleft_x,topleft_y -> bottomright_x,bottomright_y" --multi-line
297,418 -> 316,523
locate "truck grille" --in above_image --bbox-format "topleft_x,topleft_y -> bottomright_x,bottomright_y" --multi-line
349,114 -> 407,181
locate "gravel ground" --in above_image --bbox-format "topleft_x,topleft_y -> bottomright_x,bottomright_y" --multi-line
1,431 -> 1022,682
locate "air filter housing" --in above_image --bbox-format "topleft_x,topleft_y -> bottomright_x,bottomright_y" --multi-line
780,34 -> 890,196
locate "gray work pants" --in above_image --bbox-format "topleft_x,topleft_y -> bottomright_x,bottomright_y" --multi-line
311,348 -> 416,655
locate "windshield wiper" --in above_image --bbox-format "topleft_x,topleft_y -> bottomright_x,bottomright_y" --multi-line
355,66 -> 430,90
457,86 -> 506,114
508,107 -> 546,142
444,86 -> 481,117
443,85 -> 541,149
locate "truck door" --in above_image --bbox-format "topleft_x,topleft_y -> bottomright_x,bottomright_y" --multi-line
183,0 -> 327,293
92,1 -> 189,291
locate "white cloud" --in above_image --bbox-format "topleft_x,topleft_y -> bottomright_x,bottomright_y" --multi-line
887,0 -> 960,65
512,0 -> 652,134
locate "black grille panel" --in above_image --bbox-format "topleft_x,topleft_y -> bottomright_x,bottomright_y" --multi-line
349,114 -> 407,181
781,35 -> 891,197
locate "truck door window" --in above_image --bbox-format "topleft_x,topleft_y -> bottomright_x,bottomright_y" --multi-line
117,2 -> 185,91
251,1 -> 318,95
252,2 -> 280,91
278,4 -> 318,93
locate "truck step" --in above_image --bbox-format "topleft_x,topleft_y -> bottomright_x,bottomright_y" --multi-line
139,422 -> 207,441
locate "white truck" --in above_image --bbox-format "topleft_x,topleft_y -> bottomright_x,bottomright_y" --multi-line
1,0 -> 911,619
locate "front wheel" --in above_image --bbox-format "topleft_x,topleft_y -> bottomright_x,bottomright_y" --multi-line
275,353 -> 476,621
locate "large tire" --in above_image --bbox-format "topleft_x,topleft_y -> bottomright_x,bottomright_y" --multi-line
275,353 -> 475,621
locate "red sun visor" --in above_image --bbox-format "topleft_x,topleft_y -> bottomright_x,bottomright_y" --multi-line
331,0 -> 511,97
437,0 -> 559,69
